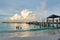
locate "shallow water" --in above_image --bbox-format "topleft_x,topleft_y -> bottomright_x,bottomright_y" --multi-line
0,23 -> 40,32
0,23 -> 60,40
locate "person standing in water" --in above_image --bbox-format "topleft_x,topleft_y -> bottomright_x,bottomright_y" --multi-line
16,26 -> 19,29
20,27 -> 22,29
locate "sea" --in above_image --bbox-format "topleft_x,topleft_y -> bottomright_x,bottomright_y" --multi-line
0,22 -> 60,40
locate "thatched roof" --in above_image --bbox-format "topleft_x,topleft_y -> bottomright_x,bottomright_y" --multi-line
47,14 -> 60,18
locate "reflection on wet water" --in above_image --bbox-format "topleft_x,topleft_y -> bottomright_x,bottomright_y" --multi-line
0,29 -> 60,38
10,23 -> 40,30
43,29 -> 60,35
10,23 -> 17,30
10,23 -> 30,30
9,32 -> 32,37
0,23 -> 60,38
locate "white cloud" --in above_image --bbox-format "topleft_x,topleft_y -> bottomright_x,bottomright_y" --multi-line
21,9 -> 32,19
8,9 -> 38,22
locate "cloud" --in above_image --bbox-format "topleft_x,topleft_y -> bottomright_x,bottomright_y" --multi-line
21,9 -> 38,21
8,9 -> 38,22
21,9 -> 32,19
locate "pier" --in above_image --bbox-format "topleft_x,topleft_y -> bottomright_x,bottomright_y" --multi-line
26,14 -> 60,29
46,14 -> 60,27
2,14 -> 60,29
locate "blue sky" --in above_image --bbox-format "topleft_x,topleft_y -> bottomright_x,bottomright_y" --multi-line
0,0 -> 60,18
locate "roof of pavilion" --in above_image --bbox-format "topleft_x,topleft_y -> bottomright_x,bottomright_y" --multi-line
47,14 -> 60,18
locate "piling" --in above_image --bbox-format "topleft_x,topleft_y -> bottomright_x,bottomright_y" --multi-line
56,19 -> 58,28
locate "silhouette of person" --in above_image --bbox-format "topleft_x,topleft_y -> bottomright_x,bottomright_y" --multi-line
20,27 -> 22,29
16,26 -> 19,29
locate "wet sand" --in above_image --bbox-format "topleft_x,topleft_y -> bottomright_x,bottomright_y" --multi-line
0,29 -> 60,40
0,34 -> 59,40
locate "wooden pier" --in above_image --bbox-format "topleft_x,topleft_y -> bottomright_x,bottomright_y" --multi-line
2,14 -> 60,29
27,14 -> 60,28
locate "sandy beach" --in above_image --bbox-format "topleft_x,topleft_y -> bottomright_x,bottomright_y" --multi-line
0,35 -> 58,40
0,30 -> 60,40
0,31 -> 59,40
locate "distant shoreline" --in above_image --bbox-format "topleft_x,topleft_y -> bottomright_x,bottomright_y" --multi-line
2,21 -> 60,23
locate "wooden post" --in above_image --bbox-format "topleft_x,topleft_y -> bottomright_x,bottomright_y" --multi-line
59,17 -> 60,27
49,20 -> 51,27
44,22 -> 45,27
43,19 -> 45,27
56,19 -> 58,28
42,19 -> 44,27
39,22 -> 41,28
47,18 -> 48,27
52,18 -> 54,27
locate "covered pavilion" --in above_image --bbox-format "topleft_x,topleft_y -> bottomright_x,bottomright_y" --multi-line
47,14 -> 60,27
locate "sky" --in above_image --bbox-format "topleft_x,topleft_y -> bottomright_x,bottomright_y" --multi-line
0,0 -> 60,19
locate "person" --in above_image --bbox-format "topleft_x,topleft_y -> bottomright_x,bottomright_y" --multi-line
20,27 -> 22,29
16,26 -> 19,29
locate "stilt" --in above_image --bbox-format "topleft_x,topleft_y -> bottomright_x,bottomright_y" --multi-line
52,18 -> 54,27
47,18 -> 49,27
56,19 -> 58,28
59,17 -> 60,27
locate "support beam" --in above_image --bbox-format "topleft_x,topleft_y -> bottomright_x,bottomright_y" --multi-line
47,18 -> 48,27
52,18 -> 54,27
